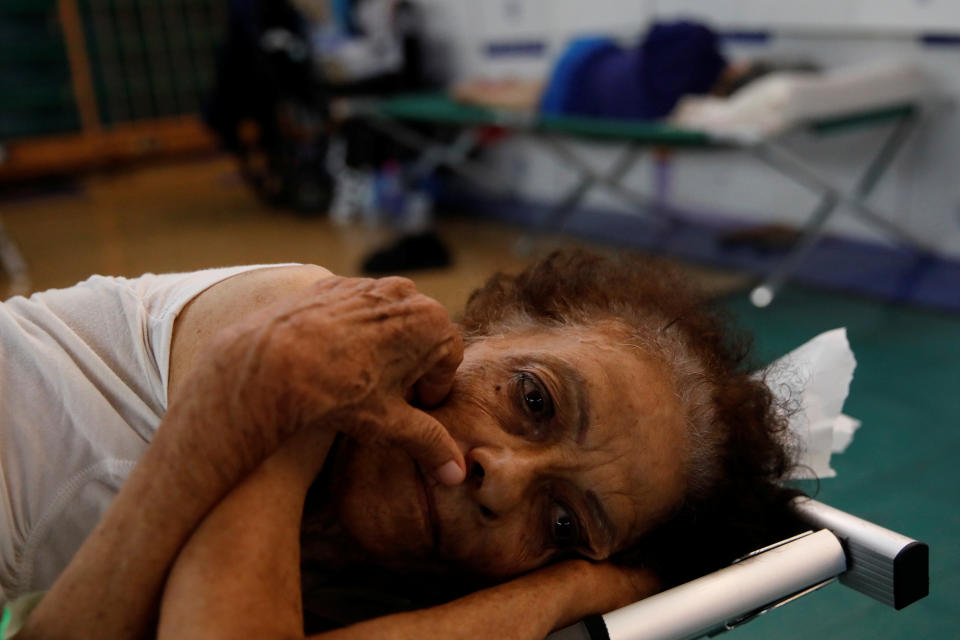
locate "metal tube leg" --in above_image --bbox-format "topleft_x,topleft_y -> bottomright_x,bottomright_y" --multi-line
515,139 -> 637,254
750,194 -> 839,307
853,112 -> 919,196
360,117 -> 501,191
538,169 -> 597,230
755,127 -> 932,252
409,129 -> 480,182
0,218 -> 31,298
750,112 -> 928,307
517,140 -> 667,255
539,138 -> 672,222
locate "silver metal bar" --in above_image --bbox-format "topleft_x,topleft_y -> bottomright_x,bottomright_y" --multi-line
753,138 -> 933,252
0,217 -> 31,299
730,529 -> 818,564
748,192 -> 840,308
749,111 -> 931,307
546,499 -> 929,640
515,140 -> 668,255
409,129 -> 480,183
547,530 -> 846,640
539,137 -> 676,224
720,575 -> 839,633
793,498 -> 929,610
357,117 -> 503,191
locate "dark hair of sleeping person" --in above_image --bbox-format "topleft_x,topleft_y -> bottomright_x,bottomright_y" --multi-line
299,249 -> 806,632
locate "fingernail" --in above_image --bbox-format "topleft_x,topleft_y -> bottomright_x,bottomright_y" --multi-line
435,460 -> 465,485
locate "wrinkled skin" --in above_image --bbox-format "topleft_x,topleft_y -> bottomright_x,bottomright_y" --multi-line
21,270 -> 679,640
19,274 -> 470,640
199,272 -> 688,578
329,323 -> 689,578
194,275 -> 468,484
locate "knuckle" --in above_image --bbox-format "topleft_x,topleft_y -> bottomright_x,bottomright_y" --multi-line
379,276 -> 417,295
408,295 -> 449,323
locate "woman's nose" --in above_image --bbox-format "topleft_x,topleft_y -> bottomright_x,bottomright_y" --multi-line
465,445 -> 543,519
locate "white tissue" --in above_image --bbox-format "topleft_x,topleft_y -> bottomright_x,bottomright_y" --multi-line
755,328 -> 861,479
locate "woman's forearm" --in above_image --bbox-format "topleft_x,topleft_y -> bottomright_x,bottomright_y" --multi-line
18,397 -> 281,640
317,559 -> 658,640
158,428 -> 335,639
18,267 -> 466,640
164,489 -> 648,640
319,570 -> 576,640
156,426 -> 654,640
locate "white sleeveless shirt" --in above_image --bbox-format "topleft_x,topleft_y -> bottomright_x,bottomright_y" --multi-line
0,265 -> 291,606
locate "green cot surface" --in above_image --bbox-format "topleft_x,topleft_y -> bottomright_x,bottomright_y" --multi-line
718,286 -> 959,640
370,93 -> 718,147
366,93 -> 916,147
808,104 -> 917,135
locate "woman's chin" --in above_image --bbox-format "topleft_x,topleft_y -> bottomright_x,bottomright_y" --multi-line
328,439 -> 439,563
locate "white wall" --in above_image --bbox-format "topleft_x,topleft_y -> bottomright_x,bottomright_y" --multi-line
659,0 -> 960,33
417,0 -> 960,258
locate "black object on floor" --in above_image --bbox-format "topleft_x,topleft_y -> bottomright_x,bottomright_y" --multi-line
361,231 -> 452,274
719,224 -> 803,253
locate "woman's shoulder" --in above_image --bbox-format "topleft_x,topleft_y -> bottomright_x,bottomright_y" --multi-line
168,264 -> 334,400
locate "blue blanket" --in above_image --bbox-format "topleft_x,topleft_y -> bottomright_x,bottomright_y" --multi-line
540,21 -> 727,121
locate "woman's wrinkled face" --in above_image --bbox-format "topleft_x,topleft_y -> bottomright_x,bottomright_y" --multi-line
330,323 -> 688,579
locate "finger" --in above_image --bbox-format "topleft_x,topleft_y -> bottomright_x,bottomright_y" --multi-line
415,330 -> 464,407
386,401 -> 466,486
359,276 -> 417,305
375,276 -> 417,296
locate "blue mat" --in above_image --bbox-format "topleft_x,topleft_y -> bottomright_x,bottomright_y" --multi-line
720,288 -> 959,640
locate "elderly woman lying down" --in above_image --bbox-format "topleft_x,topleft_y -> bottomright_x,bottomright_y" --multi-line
3,250 -> 802,639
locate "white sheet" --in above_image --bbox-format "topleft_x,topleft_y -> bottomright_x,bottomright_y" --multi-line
671,62 -> 931,142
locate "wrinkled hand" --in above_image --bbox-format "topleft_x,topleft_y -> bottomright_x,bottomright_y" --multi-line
177,275 -> 465,485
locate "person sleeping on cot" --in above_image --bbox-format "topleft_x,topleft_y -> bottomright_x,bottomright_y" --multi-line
3,250 -> 806,639
452,21 -> 815,122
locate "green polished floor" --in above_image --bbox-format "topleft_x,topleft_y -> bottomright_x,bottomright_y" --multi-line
717,286 -> 959,640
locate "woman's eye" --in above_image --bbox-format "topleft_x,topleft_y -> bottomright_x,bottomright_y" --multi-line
518,373 -> 554,420
550,503 -> 580,548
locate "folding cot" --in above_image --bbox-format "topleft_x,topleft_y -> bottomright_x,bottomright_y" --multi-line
546,497 -> 929,640
344,93 -> 932,307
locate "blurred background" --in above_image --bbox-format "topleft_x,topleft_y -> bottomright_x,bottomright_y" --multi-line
1,1 -> 957,638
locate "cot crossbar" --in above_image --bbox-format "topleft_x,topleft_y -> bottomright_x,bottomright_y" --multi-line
545,498 -> 928,640
344,93 -> 925,307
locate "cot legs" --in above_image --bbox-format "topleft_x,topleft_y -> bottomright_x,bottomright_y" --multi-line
0,217 -> 30,299
516,139 -> 678,255
749,111 -> 928,307
359,116 -> 500,191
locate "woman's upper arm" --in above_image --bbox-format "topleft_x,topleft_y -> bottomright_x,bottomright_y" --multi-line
168,264 -> 333,402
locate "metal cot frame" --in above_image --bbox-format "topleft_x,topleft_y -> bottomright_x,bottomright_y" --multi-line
546,497 -> 929,640
339,96 -> 934,636
345,94 -> 933,307
0,218 -> 30,299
